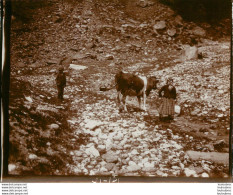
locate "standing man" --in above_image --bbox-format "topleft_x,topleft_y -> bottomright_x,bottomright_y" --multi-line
56,66 -> 66,100
158,78 -> 176,121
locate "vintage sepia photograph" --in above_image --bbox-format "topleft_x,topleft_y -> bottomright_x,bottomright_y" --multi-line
2,0 -> 232,180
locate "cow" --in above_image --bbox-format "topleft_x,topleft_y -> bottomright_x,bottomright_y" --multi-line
115,71 -> 159,112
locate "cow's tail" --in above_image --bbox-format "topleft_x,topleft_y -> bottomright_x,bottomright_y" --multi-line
99,83 -> 117,91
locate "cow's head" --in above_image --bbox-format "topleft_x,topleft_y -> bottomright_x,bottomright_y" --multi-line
150,76 -> 159,89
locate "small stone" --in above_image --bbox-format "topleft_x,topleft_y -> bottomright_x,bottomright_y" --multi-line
219,90 -> 224,94
8,164 -> 17,172
102,151 -> 118,163
192,26 -> 206,37
85,146 -> 100,157
183,46 -> 198,60
47,59 -> 59,65
167,29 -> 176,37
201,173 -> 209,178
17,61 -> 26,68
105,163 -> 115,171
113,133 -> 123,141
126,164 -> 141,172
74,151 -> 83,156
25,96 -> 33,102
184,168 -> 197,177
131,149 -> 139,155
69,64 -> 87,70
144,162 -> 154,168
100,167 -> 108,172
175,105 -> 181,115
84,119 -> 103,130
129,161 -> 137,166
49,124 -> 59,130
29,154 -> 38,160
217,114 -> 224,118
97,145 -> 106,151
105,54 -> 114,60
153,21 -> 166,30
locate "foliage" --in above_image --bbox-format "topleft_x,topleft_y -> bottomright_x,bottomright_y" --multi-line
160,0 -> 231,22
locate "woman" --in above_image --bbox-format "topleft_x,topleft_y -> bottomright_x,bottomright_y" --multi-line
158,78 -> 176,121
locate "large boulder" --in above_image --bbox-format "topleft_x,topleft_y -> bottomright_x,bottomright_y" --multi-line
186,151 -> 228,164
183,46 -> 198,60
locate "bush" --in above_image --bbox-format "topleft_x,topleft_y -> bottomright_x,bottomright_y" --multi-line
11,0 -> 48,22
160,0 -> 231,22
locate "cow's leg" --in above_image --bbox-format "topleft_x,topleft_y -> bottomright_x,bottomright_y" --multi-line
142,92 -> 147,111
117,91 -> 121,104
122,95 -> 128,112
137,96 -> 142,110
117,91 -> 123,111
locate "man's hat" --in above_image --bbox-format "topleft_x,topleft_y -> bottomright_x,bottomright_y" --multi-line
58,66 -> 64,71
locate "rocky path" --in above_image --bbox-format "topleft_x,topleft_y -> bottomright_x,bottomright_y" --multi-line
62,38 -> 229,177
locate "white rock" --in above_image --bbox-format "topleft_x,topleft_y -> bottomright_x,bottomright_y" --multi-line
106,139 -> 113,151
173,143 -> 183,150
126,165 -> 141,172
69,64 -> 87,70
184,168 -> 197,177
192,26 -> 206,37
175,105 -> 181,115
92,137 -> 99,144
102,151 -> 118,163
84,119 -> 103,129
85,146 -> 100,157
131,149 -> 139,155
99,133 -> 108,140
142,158 -> 149,164
153,21 -> 166,30
183,46 -> 198,60
129,161 -> 137,166
97,145 -> 106,151
201,173 -> 209,178
217,114 -> 224,118
25,96 -> 33,102
132,130 -> 142,138
29,154 -> 38,160
180,163 -> 185,170
74,151 -> 83,156
144,162 -> 154,168
8,164 -> 16,172
167,28 -> 176,37
100,167 -> 108,172
49,123 -> 59,130
113,132 -> 124,141
156,170 -> 164,176
138,123 -> 145,129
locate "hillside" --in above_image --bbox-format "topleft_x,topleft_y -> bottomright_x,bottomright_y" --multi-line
8,0 -> 231,178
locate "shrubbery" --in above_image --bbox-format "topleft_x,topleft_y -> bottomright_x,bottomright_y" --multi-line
160,0 -> 231,22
